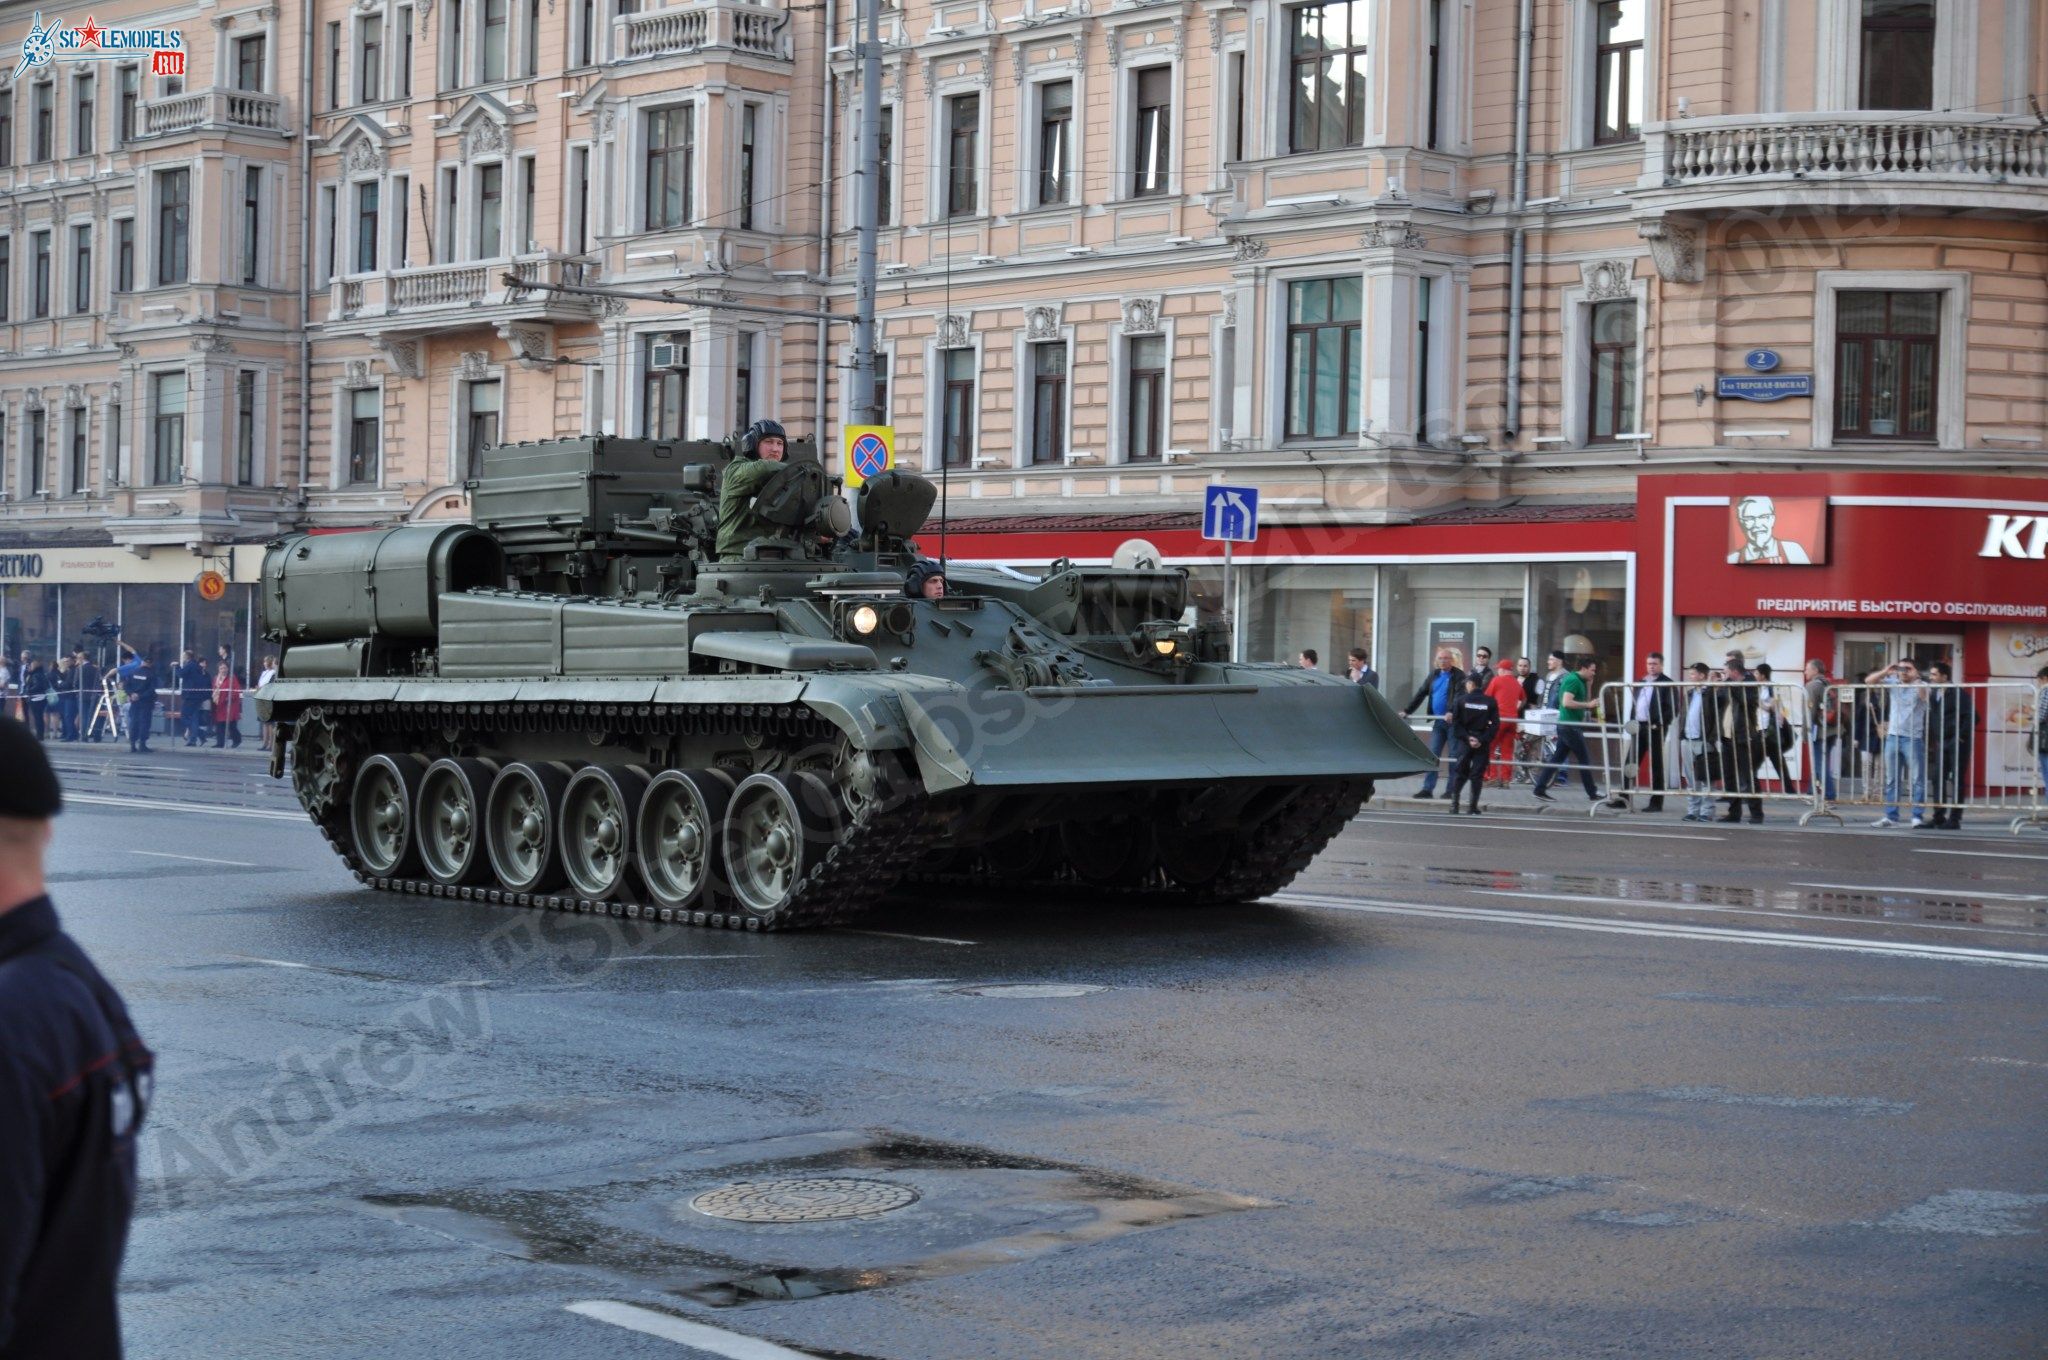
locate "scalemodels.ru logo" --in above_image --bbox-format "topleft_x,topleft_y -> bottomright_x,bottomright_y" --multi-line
13,12 -> 187,80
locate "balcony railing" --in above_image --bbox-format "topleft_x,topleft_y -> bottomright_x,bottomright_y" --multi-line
1658,114 -> 2048,185
141,89 -> 287,138
615,0 -> 793,61
327,254 -> 597,328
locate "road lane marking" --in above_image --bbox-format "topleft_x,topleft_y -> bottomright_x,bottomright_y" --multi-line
566,1300 -> 821,1358
1472,890 -> 2048,940
1915,848 -> 2048,863
1792,881 -> 2048,903
131,850 -> 263,867
1969,1056 -> 2048,1070
1271,892 -> 2048,968
66,792 -> 305,821
845,929 -> 978,946
1351,814 -> 1724,843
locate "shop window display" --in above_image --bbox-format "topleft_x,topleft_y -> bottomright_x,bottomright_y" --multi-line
1380,563 -> 1523,695
1241,564 -> 1377,671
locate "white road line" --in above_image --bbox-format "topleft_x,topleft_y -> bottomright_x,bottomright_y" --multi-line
1352,814 -> 1724,843
1792,881 -> 2048,903
1471,890 -> 2048,941
130,849 -> 263,868
1969,1055 -> 2048,1070
845,928 -> 978,946
1271,892 -> 2048,969
566,1300 -> 820,1359
234,956 -> 314,970
1916,848 -> 2048,863
66,792 -> 306,822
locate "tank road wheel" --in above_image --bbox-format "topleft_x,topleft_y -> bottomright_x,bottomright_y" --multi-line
560,765 -> 650,902
1060,820 -> 1159,890
723,773 -> 840,924
486,761 -> 572,894
417,758 -> 498,887
636,769 -> 734,913
351,755 -> 427,878
1156,823 -> 1234,892
291,709 -> 362,824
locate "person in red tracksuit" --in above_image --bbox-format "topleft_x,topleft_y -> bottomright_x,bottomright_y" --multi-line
1483,659 -> 1526,786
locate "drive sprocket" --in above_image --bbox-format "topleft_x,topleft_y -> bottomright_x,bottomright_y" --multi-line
290,708 -> 363,825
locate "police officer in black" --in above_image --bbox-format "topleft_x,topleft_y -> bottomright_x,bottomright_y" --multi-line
0,717 -> 153,1359
1443,673 -> 1502,815
115,646 -> 156,755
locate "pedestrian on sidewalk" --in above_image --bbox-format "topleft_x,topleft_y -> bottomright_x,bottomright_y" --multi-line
256,656 -> 279,751
1532,658 -> 1605,804
1924,662 -> 1973,830
1631,651 -> 1678,811
211,663 -> 245,749
1711,655 -> 1765,823
1297,649 -> 1319,670
1866,658 -> 1928,828
1484,659 -> 1525,785
1512,656 -> 1543,781
0,717 -> 155,1360
1679,662 -> 1718,822
1804,659 -> 1839,805
174,650 -> 210,747
53,657 -> 79,743
1444,673 -> 1501,814
117,647 -> 157,754
1346,647 -> 1379,690
2032,666 -> 2048,798
1402,648 -> 1465,799
19,658 -> 52,741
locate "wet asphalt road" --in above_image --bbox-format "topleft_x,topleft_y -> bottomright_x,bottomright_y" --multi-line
36,746 -> 2048,1359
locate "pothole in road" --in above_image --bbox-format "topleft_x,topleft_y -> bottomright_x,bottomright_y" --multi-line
362,1129 -> 1262,1309
950,983 -> 1106,998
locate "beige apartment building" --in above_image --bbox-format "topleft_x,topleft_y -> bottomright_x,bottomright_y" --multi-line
2,0 -> 2045,705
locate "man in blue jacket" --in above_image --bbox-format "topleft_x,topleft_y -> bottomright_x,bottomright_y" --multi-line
0,717 -> 154,1359
115,649 -> 156,755
1401,648 -> 1465,798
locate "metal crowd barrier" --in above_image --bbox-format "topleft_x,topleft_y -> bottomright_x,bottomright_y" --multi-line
1595,679 -> 1830,825
1821,682 -> 2046,836
1404,712 -> 1633,816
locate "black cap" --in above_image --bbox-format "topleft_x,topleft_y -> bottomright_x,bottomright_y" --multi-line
0,717 -> 62,819
903,558 -> 945,597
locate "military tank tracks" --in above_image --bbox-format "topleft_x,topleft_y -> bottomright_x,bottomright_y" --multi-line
286,702 -> 939,932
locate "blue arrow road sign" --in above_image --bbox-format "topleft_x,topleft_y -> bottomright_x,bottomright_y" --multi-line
1203,484 -> 1260,543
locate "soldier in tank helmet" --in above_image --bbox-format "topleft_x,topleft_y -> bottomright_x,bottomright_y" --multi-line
715,419 -> 791,560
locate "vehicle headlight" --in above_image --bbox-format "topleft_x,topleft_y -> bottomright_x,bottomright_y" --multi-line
1153,637 -> 1178,656
849,604 -> 880,636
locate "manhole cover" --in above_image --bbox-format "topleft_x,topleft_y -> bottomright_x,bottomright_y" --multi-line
952,983 -> 1105,998
687,1178 -> 919,1223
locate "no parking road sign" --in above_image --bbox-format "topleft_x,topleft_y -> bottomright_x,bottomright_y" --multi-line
845,425 -> 894,487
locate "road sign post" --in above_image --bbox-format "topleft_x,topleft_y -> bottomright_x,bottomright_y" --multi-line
1202,485 -> 1260,650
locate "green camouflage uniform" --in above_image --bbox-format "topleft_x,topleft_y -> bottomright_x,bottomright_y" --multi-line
715,457 -> 786,560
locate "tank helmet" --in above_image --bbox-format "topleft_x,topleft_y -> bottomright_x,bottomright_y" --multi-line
737,419 -> 788,459
903,558 -> 947,598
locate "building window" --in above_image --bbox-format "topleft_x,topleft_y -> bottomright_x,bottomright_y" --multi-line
359,16 -> 384,103
1036,81 -> 1071,206
1131,67 -> 1172,198
114,221 -> 133,292
437,167 -> 456,262
445,0 -> 463,89
939,347 -> 974,467
356,180 -> 380,273
739,104 -> 758,230
319,184 -> 338,281
1030,340 -> 1067,464
464,378 -> 501,475
326,22 -> 343,109
641,333 -> 688,438
1586,299 -> 1636,444
1125,335 -> 1166,462
32,83 -> 53,162
347,387 -> 380,484
1593,0 -> 1645,144
877,105 -> 895,224
236,34 -> 267,92
644,106 -> 694,230
945,93 -> 980,217
1284,276 -> 1361,439
1415,275 -> 1434,433
482,0 -> 510,82
27,409 -> 45,495
475,163 -> 502,258
31,230 -> 50,318
117,67 -> 137,144
69,224 -> 90,314
241,168 -> 263,285
393,174 -> 410,268
72,74 -> 94,156
1228,52 -> 1246,161
1289,0 -> 1368,154
1861,0 -> 1935,110
67,409 -> 87,496
151,372 -> 186,485
397,7 -> 414,98
0,237 -> 10,319
517,155 -> 535,252
522,0 -> 540,78
734,332 -> 754,428
0,89 -> 12,166
1425,0 -> 1442,148
571,146 -> 591,251
156,168 -> 190,284
1834,290 -> 1938,441
236,371 -> 257,485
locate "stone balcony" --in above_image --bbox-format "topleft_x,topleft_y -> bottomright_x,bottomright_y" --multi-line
612,0 -> 794,62
139,89 -> 289,140
1636,113 -> 2048,218
324,254 -> 600,337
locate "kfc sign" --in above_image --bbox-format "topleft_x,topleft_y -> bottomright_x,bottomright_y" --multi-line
1727,494 -> 1827,566
1979,514 -> 2048,560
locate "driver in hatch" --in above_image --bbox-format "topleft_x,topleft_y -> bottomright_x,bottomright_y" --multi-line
715,420 -> 791,560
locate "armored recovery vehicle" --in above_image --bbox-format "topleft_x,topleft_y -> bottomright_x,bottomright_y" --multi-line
258,435 -> 1432,931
